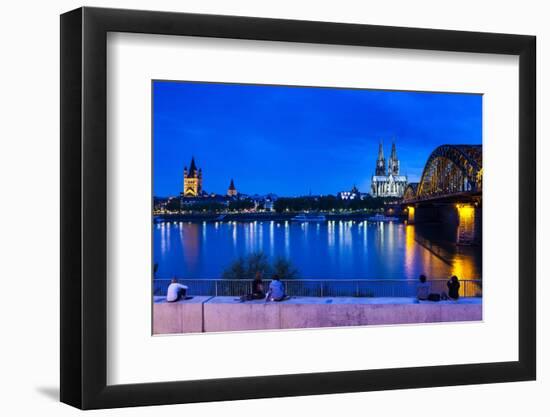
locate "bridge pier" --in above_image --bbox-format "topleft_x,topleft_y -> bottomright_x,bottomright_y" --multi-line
405,202 -> 481,245
455,203 -> 482,245
405,206 -> 415,224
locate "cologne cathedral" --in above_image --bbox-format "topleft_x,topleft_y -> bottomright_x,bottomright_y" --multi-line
371,142 -> 408,197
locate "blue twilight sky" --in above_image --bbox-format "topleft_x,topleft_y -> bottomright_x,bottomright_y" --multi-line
153,81 -> 482,197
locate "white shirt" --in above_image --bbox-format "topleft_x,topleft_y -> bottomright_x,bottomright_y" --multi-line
166,283 -> 188,302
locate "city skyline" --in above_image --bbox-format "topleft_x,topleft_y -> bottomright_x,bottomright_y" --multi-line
153,81 -> 482,197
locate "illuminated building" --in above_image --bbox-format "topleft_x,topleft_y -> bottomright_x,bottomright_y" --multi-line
227,179 -> 238,197
371,141 -> 408,197
338,185 -> 362,200
182,156 -> 203,197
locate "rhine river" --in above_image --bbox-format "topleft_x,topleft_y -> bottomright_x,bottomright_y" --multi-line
153,220 -> 481,280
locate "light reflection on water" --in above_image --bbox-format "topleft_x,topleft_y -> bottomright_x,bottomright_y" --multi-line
154,220 -> 481,280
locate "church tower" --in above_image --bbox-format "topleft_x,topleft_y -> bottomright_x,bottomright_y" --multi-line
183,156 -> 203,197
388,142 -> 400,175
227,179 -> 237,197
375,141 -> 386,176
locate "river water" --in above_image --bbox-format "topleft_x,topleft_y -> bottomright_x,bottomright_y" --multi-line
153,220 -> 481,280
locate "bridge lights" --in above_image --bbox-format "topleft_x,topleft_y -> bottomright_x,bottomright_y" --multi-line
456,204 -> 475,245
406,206 -> 415,224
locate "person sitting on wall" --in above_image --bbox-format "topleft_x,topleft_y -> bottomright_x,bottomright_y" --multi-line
266,275 -> 287,302
166,278 -> 188,302
239,271 -> 266,302
447,275 -> 461,300
251,272 -> 266,299
416,274 -> 430,301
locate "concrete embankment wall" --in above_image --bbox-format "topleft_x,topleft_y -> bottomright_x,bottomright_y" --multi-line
153,296 -> 211,334
153,297 -> 482,334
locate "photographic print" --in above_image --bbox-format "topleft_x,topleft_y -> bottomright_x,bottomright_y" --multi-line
152,81 -> 482,334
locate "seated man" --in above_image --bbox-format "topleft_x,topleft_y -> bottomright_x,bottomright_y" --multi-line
447,275 -> 461,300
416,274 -> 430,301
166,278 -> 188,302
266,275 -> 286,302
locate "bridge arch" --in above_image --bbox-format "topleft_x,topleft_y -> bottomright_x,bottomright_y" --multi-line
416,145 -> 482,199
403,183 -> 419,202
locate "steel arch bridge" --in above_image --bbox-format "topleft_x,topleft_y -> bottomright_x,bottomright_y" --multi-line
403,145 -> 482,203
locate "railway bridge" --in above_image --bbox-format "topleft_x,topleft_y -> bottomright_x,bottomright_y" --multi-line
400,144 -> 482,245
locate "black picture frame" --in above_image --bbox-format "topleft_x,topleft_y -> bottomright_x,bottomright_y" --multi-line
60,6 -> 536,410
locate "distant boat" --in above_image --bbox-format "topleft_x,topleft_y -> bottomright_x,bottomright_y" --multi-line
291,213 -> 327,222
214,214 -> 227,221
153,216 -> 163,224
367,213 -> 399,222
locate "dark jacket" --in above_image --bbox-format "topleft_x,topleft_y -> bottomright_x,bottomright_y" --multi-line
252,280 -> 265,297
447,279 -> 460,299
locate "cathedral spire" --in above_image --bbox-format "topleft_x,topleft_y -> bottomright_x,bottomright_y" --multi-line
375,140 -> 386,176
389,141 -> 400,175
378,141 -> 384,160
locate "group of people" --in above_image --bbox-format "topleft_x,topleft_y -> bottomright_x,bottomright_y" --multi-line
165,273 -> 287,303
240,272 -> 287,302
166,273 -> 462,303
416,274 -> 461,301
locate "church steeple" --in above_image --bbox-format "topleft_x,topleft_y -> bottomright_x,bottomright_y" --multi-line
375,141 -> 386,176
188,156 -> 198,176
389,141 -> 400,175
227,178 -> 237,197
